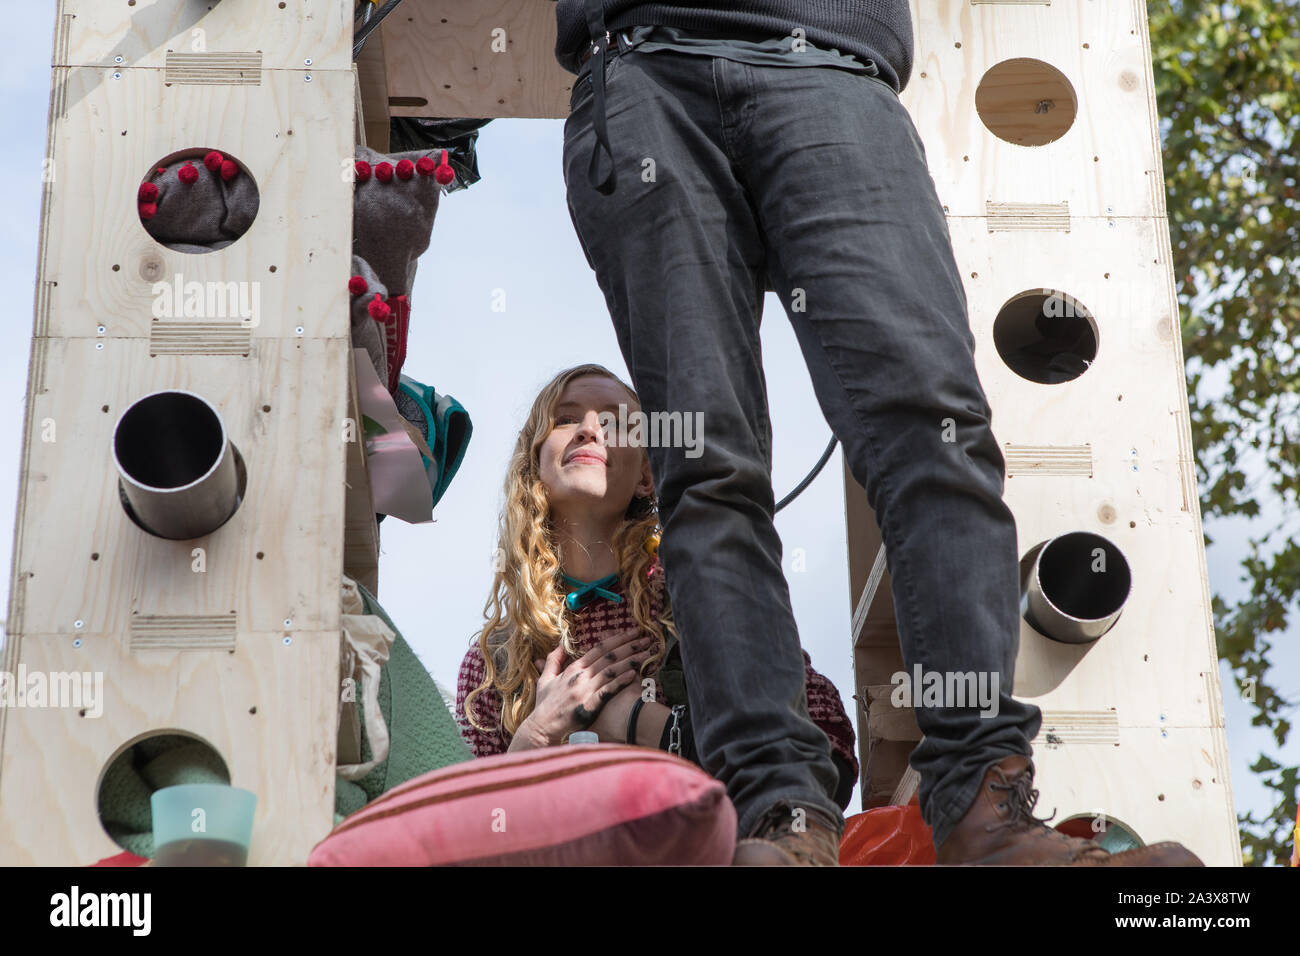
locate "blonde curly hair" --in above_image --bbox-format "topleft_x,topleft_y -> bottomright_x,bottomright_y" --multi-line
465,363 -> 676,737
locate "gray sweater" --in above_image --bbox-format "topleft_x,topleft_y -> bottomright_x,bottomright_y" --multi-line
555,0 -> 913,91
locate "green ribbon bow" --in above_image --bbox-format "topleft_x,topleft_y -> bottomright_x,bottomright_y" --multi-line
561,572 -> 624,611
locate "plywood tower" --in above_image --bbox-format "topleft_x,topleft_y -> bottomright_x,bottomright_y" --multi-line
0,0 -> 364,865
847,0 -> 1240,865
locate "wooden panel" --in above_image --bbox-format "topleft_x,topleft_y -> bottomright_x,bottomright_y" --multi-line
1030,726 -> 1238,866
382,0 -> 575,119
356,23 -> 391,151
10,337 -> 347,638
3,0 -> 355,867
905,0 -> 1159,218
39,67 -> 353,343
0,631 -> 339,866
955,217 -> 1188,446
846,0 -> 1230,833
56,0 -> 351,72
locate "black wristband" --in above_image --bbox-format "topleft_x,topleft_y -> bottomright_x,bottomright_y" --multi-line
626,696 -> 647,745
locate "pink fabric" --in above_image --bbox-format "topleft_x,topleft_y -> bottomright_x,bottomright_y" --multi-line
309,744 -> 736,866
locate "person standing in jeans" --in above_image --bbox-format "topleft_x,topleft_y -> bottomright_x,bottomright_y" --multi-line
556,0 -> 1201,867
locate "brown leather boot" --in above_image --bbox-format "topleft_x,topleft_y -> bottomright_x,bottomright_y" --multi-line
731,804 -> 842,866
936,756 -> 1204,866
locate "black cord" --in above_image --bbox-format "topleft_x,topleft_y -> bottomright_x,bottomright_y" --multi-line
354,0 -> 404,60
774,435 -> 839,513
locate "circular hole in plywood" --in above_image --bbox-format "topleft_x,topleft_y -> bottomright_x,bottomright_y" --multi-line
96,731 -> 231,861
994,289 -> 1097,384
137,148 -> 259,254
976,58 -> 1078,146
1055,814 -> 1144,853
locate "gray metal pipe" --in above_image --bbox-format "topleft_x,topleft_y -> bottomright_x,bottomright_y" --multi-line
1022,531 -> 1131,644
113,390 -> 243,540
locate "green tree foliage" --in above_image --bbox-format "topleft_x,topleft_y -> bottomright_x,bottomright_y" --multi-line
1149,0 -> 1299,865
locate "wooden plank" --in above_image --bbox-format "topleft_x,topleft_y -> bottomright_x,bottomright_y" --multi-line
382,0 -> 575,119
905,0 -> 1160,218
57,0 -> 351,72
2,0 -> 356,867
357,20 -> 391,151
1029,726 -> 1239,865
10,337 -> 348,638
0,631 -> 339,866
39,67 -> 353,343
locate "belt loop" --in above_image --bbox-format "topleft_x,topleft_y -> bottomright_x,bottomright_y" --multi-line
583,0 -> 616,195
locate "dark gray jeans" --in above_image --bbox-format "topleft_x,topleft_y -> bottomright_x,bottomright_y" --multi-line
562,40 -> 1043,847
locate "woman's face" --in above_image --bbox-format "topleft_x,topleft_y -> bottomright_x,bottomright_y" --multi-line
538,374 -> 653,523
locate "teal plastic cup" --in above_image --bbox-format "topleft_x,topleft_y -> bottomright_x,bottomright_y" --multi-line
150,784 -> 257,867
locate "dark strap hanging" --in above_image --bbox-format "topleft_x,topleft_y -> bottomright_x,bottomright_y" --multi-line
583,0 -> 617,194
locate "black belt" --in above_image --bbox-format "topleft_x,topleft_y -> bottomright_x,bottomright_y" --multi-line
582,0 -> 618,194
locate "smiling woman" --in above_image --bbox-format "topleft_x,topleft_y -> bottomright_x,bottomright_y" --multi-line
454,363 -> 859,810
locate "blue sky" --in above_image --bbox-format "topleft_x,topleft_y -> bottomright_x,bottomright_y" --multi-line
0,4 -> 1293,849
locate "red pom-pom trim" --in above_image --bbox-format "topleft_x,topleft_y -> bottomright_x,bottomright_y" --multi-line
368,295 -> 391,320
177,163 -> 199,185
156,167 -> 167,176
203,150 -> 224,172
374,162 -> 394,183
220,159 -> 238,182
396,158 -> 415,180
348,276 -> 368,296
434,151 -> 455,185
416,156 -> 436,177
138,182 -> 158,202
139,202 -> 157,221
354,160 -> 372,183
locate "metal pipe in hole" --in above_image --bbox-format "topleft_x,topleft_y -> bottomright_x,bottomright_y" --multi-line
113,390 -> 243,540
1022,531 -> 1132,644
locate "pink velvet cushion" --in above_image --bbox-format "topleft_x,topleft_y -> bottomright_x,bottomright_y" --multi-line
309,744 -> 736,866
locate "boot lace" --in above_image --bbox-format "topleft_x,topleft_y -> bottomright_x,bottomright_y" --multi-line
986,770 -> 1057,834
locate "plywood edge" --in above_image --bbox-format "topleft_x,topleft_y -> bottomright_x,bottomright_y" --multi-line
357,20 -> 389,151
343,350 -> 379,596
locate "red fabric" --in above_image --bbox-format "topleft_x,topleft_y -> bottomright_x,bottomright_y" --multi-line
203,150 -> 224,171
416,156 -> 436,177
354,160 -> 372,183
220,159 -> 239,182
138,182 -> 158,203
380,294 -> 410,394
839,802 -> 935,865
396,158 -> 415,180
348,275 -> 369,296
89,850 -> 149,867
307,744 -> 737,866
374,161 -> 394,183
455,572 -> 859,785
177,162 -> 199,184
